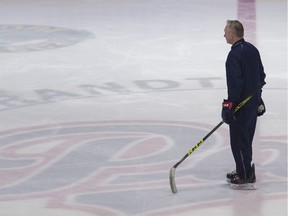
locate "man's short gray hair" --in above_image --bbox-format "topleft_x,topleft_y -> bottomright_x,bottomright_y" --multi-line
226,20 -> 244,38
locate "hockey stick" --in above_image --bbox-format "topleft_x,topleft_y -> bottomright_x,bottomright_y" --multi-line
169,94 -> 253,193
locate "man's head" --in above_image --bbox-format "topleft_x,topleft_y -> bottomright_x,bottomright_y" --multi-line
224,20 -> 244,44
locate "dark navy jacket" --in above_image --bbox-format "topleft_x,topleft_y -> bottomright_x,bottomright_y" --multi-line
225,38 -> 266,108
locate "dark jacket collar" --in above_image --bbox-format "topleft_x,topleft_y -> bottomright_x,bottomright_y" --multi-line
232,38 -> 245,48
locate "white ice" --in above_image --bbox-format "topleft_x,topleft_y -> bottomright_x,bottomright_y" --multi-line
0,0 -> 287,216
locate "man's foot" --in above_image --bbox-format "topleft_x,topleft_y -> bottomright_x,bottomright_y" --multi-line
230,164 -> 256,184
226,170 -> 238,183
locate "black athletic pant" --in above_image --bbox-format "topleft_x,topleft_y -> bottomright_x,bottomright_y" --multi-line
229,104 -> 258,179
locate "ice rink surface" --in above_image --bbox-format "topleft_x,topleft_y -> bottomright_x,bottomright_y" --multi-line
0,0 -> 287,215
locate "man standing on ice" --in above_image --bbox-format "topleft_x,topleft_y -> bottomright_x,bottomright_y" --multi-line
222,20 -> 266,185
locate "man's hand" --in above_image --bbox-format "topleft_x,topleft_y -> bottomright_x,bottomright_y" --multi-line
258,98 -> 266,116
221,100 -> 236,124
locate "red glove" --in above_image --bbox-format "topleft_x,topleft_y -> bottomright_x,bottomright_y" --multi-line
221,100 -> 236,124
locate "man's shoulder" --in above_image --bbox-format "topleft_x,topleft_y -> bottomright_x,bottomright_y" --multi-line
232,40 -> 259,55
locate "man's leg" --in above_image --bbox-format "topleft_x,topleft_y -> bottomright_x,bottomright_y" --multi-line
229,105 -> 258,179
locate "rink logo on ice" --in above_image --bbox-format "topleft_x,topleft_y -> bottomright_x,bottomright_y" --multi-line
0,120 -> 214,215
0,24 -> 94,53
0,121 -> 286,215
